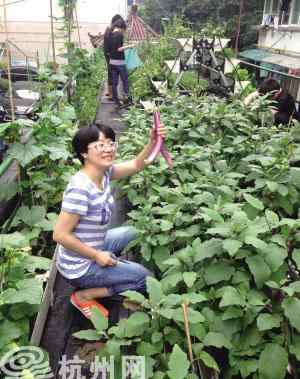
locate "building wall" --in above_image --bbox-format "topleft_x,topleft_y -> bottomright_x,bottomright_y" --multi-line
259,28 -> 300,57
0,0 -> 128,63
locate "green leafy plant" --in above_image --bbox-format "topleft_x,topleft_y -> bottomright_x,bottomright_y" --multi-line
95,92 -> 300,377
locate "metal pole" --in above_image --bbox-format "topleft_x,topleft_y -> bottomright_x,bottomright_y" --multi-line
49,0 -> 56,64
238,59 -> 300,81
3,0 -> 15,121
36,49 -> 40,69
235,0 -> 244,57
74,5 -> 81,49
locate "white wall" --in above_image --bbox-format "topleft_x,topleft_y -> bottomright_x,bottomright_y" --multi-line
0,0 -> 128,63
259,28 -> 300,56
6,0 -> 62,22
77,0 -> 127,23
5,0 -> 127,23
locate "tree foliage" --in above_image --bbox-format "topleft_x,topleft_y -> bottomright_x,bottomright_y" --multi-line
141,0 -> 264,48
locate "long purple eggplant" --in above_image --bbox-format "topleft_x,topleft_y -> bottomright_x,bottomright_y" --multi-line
145,110 -> 173,169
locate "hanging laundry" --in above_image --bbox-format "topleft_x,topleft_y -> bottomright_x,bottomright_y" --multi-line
281,0 -> 291,12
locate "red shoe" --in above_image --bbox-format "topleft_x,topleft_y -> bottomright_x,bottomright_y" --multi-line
70,292 -> 109,319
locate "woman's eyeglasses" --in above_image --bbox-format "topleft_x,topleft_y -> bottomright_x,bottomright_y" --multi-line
88,141 -> 118,152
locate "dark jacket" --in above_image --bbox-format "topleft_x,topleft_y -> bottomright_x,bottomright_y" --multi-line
108,30 -> 125,61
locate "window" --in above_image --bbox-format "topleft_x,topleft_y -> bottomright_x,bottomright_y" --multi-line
263,0 -> 280,24
272,0 -> 280,13
264,0 -> 272,14
291,0 -> 300,24
263,0 -> 300,24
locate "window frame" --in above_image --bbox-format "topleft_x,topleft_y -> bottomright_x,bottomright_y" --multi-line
263,0 -> 300,26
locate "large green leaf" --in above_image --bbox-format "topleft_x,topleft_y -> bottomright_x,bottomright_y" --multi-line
265,210 -> 279,228
0,232 -> 28,249
223,239 -> 243,257
160,220 -> 173,231
259,344 -> 288,379
90,307 -> 108,332
167,344 -> 190,379
204,262 -> 235,285
206,224 -> 231,237
23,256 -> 51,272
122,290 -> 146,304
222,307 -> 243,320
293,249 -> 300,270
173,308 -> 205,324
199,351 -> 219,372
244,193 -> 264,210
257,313 -> 282,331
183,272 -> 197,288
263,244 -> 287,273
290,167 -> 300,188
137,341 -> 162,356
181,292 -> 208,304
282,297 -> 300,332
13,206 -> 47,227
239,359 -> 258,379
0,319 -> 23,348
73,329 -> 102,341
201,208 -> 224,223
194,238 -> 223,262
244,236 -> 268,251
203,332 -> 232,349
147,277 -> 163,306
0,182 -> 19,201
124,312 -> 150,338
153,246 -> 170,271
44,144 -> 70,161
290,336 -> 300,361
246,255 -> 271,288
8,140 -> 44,167
220,286 -> 245,307
3,279 -> 43,305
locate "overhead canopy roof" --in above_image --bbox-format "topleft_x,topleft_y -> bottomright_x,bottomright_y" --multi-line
239,49 -> 300,70
127,4 -> 159,42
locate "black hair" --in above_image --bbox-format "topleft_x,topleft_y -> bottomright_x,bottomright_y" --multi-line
104,14 -> 124,39
258,78 -> 281,95
111,14 -> 123,24
111,18 -> 127,31
72,123 -> 115,164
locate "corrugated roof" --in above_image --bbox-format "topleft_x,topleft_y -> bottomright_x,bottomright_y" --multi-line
239,49 -> 300,70
127,14 -> 159,41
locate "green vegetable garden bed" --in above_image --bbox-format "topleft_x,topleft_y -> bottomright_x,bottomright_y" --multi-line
1,12 -> 300,379
0,48 -> 106,366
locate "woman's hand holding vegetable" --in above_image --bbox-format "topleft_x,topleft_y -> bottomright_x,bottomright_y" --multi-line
109,111 -> 171,180
149,122 -> 167,145
145,111 -> 173,169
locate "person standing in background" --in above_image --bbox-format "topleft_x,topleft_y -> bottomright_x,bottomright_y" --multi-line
103,14 -> 124,100
108,18 -> 135,107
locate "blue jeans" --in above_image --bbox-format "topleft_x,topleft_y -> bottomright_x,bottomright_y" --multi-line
68,226 -> 152,295
110,64 -> 129,104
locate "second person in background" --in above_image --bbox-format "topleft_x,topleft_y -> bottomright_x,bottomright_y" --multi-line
108,18 -> 135,107
103,14 -> 124,100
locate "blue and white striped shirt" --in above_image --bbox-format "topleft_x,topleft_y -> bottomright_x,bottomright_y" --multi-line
56,168 -> 115,279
